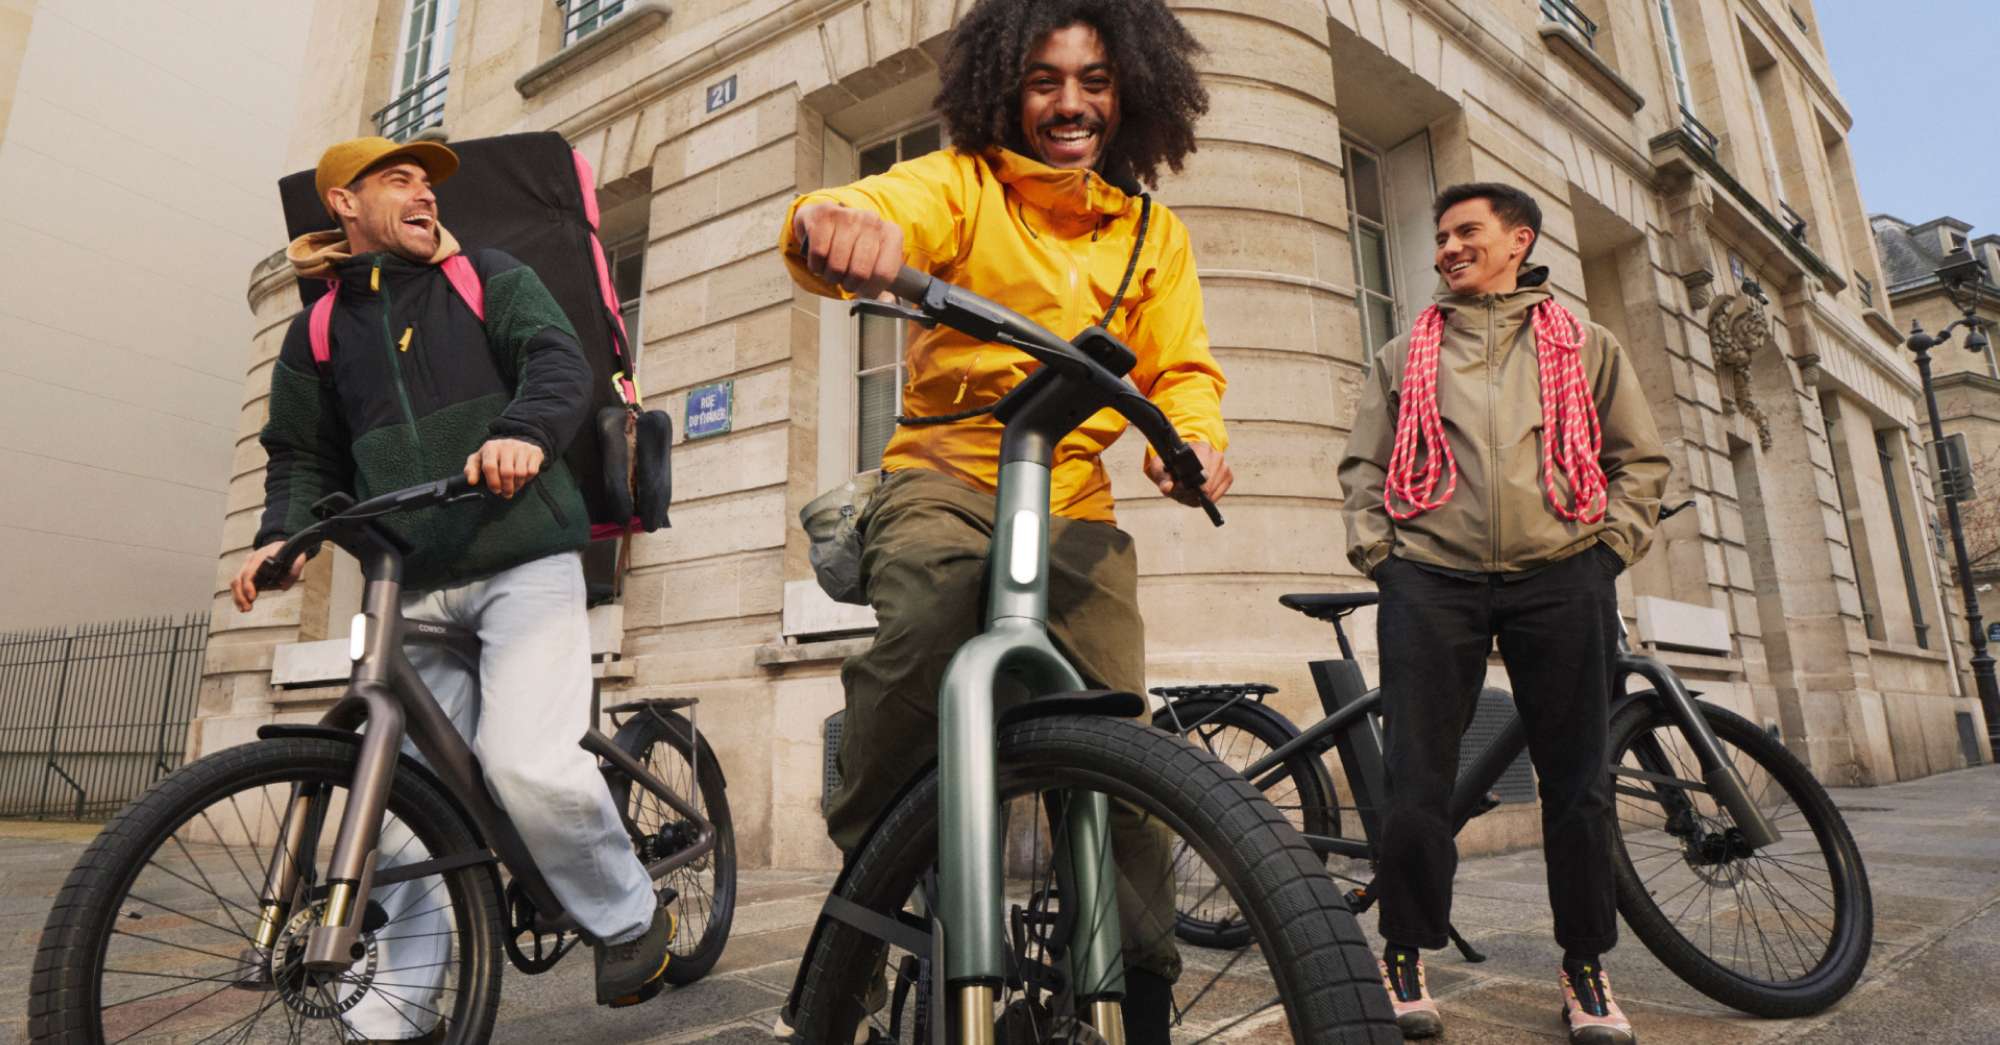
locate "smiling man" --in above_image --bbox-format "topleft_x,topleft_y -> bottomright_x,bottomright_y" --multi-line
235,138 -> 676,1029
1339,183 -> 1669,1043
775,1 -> 1224,1040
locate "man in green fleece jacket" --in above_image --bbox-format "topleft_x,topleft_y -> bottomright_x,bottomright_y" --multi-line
231,137 -> 674,1028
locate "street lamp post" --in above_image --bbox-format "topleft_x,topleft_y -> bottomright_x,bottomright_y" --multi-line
1905,246 -> 2000,761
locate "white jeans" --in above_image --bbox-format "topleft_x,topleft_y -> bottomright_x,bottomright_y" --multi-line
342,551 -> 655,1037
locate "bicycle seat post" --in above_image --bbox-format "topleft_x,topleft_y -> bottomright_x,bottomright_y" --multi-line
1330,612 -> 1356,661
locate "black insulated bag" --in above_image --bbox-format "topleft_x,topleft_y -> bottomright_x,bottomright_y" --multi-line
278,131 -> 670,538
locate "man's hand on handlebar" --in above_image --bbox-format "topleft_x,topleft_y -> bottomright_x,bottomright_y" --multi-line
1146,441 -> 1232,508
793,202 -> 905,301
465,438 -> 544,498
231,541 -> 303,613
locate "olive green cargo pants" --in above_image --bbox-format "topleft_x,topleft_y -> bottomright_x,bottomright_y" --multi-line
826,468 -> 1180,980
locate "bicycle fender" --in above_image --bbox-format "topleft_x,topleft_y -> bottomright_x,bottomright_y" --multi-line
996,689 -> 1145,728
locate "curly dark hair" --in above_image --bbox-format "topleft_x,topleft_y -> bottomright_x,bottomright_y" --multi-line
932,0 -> 1208,190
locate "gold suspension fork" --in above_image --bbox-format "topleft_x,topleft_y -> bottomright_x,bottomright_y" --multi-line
955,984 -> 995,1045
252,783 -> 324,948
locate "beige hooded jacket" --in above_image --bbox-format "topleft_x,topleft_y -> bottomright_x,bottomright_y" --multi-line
1338,269 -> 1670,577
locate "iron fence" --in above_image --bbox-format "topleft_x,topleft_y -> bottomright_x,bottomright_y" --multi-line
0,615 -> 208,820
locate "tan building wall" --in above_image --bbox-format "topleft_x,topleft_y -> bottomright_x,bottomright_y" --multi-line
0,0 -> 313,631
201,0 -> 1987,871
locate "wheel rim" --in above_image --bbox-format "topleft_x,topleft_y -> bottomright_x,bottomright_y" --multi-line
1612,711 -> 1855,987
91,770 -> 477,1045
623,725 -> 727,961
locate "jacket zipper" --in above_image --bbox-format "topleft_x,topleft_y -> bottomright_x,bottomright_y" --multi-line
1487,297 -> 1501,572
375,257 -> 438,550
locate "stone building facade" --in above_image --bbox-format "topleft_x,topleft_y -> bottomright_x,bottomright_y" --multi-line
198,0 -> 1987,870
1872,212 -> 2000,756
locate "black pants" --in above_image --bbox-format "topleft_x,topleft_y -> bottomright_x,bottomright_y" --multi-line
1373,546 -> 1622,955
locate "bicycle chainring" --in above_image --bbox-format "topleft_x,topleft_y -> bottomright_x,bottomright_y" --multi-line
503,879 -> 581,975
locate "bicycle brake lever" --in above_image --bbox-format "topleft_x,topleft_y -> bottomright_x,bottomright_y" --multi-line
850,298 -> 936,328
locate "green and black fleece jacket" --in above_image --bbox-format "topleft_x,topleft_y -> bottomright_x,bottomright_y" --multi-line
257,249 -> 592,590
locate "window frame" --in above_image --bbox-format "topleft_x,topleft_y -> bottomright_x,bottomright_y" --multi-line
1344,138 -> 1401,374
560,0 -> 626,48
845,118 -> 944,477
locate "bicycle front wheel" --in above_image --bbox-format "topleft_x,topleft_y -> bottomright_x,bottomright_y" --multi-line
1153,696 -> 1342,948
1608,696 -> 1872,1017
610,706 -> 736,984
31,736 -> 504,1045
791,714 -> 1398,1044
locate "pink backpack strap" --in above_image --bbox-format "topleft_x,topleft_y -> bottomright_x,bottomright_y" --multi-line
309,283 -> 338,374
574,149 -> 639,407
441,254 -> 485,321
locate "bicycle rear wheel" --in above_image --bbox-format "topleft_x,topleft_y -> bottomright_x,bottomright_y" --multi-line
1608,696 -> 1871,1017
31,737 -> 503,1045
1153,696 -> 1342,948
790,714 -> 1398,1044
610,706 -> 736,984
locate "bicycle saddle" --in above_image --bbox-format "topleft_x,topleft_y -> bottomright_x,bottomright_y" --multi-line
1279,592 -> 1379,621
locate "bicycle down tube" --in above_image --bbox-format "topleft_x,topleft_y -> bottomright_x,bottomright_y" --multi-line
246,476 -> 717,975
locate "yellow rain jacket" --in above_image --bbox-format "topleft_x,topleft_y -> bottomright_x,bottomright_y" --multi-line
780,147 -> 1227,523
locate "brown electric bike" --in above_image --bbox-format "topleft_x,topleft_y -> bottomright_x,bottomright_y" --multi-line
31,476 -> 735,1045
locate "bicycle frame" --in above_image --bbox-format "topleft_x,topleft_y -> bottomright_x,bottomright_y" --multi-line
794,265 -> 1224,1045
246,492 -> 715,976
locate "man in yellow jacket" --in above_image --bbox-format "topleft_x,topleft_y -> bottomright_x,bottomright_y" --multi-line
778,0 -> 1228,1037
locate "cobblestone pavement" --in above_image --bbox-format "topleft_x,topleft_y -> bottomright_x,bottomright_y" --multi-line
5,764 -> 1996,1045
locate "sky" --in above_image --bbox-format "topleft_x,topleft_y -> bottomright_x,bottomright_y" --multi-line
1816,0 -> 2000,238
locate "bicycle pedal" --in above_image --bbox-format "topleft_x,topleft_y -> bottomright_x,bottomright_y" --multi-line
608,979 -> 665,1009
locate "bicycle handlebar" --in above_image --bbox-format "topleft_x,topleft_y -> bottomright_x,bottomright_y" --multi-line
882,263 -> 1224,526
254,474 -> 486,590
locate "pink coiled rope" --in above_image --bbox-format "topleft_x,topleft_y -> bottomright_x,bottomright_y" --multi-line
1384,301 -> 1606,524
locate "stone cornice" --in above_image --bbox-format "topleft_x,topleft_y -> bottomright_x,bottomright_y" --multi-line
1397,0 -> 1657,182
551,0 -> 855,142
516,2 -> 673,99
1537,23 -> 1646,116
1651,128 -> 1838,286
247,248 -> 295,311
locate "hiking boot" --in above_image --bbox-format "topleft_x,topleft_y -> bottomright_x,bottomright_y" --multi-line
1559,964 -> 1634,1045
595,906 -> 676,1007
1380,957 -> 1442,1039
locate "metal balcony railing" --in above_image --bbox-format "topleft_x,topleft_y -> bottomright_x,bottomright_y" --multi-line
561,0 -> 627,46
1540,0 -> 1599,47
373,66 -> 449,143
1678,105 -> 1720,154
1855,271 -> 1875,308
1779,200 -> 1809,242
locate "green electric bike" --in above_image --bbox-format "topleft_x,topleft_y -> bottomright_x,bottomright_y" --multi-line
781,266 -> 1398,1044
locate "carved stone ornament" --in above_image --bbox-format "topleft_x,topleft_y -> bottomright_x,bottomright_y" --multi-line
1708,292 -> 1774,449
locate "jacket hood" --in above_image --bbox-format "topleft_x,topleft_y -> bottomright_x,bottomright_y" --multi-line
1432,264 -> 1553,329
287,225 -> 462,282
982,147 -> 1140,222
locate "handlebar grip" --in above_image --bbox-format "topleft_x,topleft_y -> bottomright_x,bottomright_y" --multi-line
253,553 -> 292,592
889,265 -> 931,302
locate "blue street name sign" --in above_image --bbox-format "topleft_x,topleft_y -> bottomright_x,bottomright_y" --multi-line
686,380 -> 733,439
706,75 -> 737,112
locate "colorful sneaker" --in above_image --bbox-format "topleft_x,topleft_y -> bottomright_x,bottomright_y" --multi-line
1560,964 -> 1634,1044
1380,957 -> 1442,1039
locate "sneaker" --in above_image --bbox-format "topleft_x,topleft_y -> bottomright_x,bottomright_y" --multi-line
1560,964 -> 1634,1045
1380,957 -> 1442,1039
595,906 -> 677,1007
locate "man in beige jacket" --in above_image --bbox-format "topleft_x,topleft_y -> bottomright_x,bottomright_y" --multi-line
1338,182 -> 1669,1044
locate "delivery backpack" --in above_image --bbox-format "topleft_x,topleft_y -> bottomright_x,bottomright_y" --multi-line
279,131 -> 668,538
